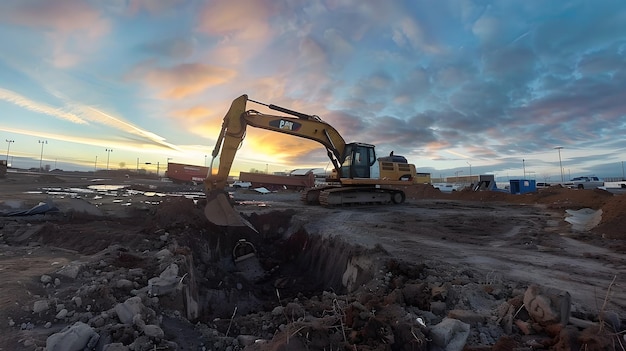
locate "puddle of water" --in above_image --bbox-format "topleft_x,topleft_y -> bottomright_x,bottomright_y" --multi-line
237,200 -> 269,207
88,184 -> 128,191
22,184 -> 205,208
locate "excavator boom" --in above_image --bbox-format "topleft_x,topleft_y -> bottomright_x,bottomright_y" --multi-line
204,94 -> 347,226
203,94 -> 425,227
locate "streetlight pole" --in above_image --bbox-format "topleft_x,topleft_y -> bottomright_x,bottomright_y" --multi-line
204,155 -> 207,167
5,139 -> 14,165
454,170 -> 463,182
466,161 -> 472,183
522,159 -> 526,179
554,147 -> 564,182
38,140 -> 47,171
105,148 -> 113,170
94,156 -> 98,171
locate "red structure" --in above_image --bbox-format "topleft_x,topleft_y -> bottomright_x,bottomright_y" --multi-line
239,171 -> 315,190
166,162 -> 208,183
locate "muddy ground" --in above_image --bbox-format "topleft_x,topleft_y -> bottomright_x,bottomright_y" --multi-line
0,171 -> 624,350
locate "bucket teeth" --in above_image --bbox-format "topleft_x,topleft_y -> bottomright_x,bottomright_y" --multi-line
204,190 -> 247,227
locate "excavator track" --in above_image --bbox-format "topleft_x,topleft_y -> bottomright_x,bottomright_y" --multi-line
302,186 -> 406,206
300,185 -> 338,204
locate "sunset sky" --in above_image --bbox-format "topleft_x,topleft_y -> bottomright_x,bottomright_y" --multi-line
1,0 -> 625,181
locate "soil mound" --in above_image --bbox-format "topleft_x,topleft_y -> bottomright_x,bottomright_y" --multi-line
593,193 -> 626,239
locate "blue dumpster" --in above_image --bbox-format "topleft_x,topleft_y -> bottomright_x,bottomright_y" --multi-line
509,179 -> 536,194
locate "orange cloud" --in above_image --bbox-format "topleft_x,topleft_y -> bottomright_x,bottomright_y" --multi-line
126,0 -> 185,14
173,106 -> 213,121
243,130 -> 328,164
129,63 -> 237,99
2,0 -> 110,68
196,0 -> 274,41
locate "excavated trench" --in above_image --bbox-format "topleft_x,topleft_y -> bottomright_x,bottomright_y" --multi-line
179,209 -> 385,324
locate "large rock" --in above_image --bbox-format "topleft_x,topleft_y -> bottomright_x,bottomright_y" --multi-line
33,300 -> 49,313
523,284 -> 571,326
147,263 -> 180,296
430,318 -> 470,351
114,296 -> 145,325
46,321 -> 99,351
56,261 -> 85,279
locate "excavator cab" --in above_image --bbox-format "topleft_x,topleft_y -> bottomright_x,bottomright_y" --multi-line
339,143 -> 378,179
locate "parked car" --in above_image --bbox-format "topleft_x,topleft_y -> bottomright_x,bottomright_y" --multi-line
563,176 -> 604,189
536,182 -> 552,189
230,180 -> 252,188
433,183 -> 462,193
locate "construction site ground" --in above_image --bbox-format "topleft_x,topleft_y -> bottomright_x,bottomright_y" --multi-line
0,171 -> 624,350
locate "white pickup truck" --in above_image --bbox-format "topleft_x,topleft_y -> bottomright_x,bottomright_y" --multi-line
563,176 -> 604,189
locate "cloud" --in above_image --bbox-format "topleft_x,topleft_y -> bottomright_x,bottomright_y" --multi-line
392,16 -> 441,54
196,0 -> 274,41
127,62 -> 238,99
138,37 -> 196,60
126,0 -> 185,15
0,88 -> 88,124
0,0 -> 110,68
0,87 -> 178,150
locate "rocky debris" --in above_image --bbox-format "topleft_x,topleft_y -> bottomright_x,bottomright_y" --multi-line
1,182 -> 625,350
46,322 -> 99,351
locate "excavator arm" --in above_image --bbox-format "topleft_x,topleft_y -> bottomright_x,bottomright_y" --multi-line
204,94 -> 347,226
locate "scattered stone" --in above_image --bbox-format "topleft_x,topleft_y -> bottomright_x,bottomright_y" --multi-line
41,274 -> 52,284
102,343 -> 129,351
72,296 -> 82,307
46,321 -> 99,351
116,278 -> 135,289
56,261 -> 84,279
430,318 -> 470,351
33,299 -> 49,313
56,308 -> 69,319
114,296 -> 145,325
147,263 -> 180,296
271,306 -> 284,316
523,284 -> 571,326
143,324 -> 164,339
447,309 -> 487,325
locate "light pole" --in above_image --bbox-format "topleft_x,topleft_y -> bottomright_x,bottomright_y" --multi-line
105,148 -> 113,170
454,170 -> 463,182
522,159 -> 526,179
466,161 -> 472,183
622,161 -> 625,181
38,140 -> 47,170
554,146 -> 564,182
94,156 -> 98,171
5,139 -> 14,165
204,155 -> 207,167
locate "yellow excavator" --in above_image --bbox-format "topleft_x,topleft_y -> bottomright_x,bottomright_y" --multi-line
204,94 -> 425,226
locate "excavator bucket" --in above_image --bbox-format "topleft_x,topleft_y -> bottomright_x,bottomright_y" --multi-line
204,190 -> 250,227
